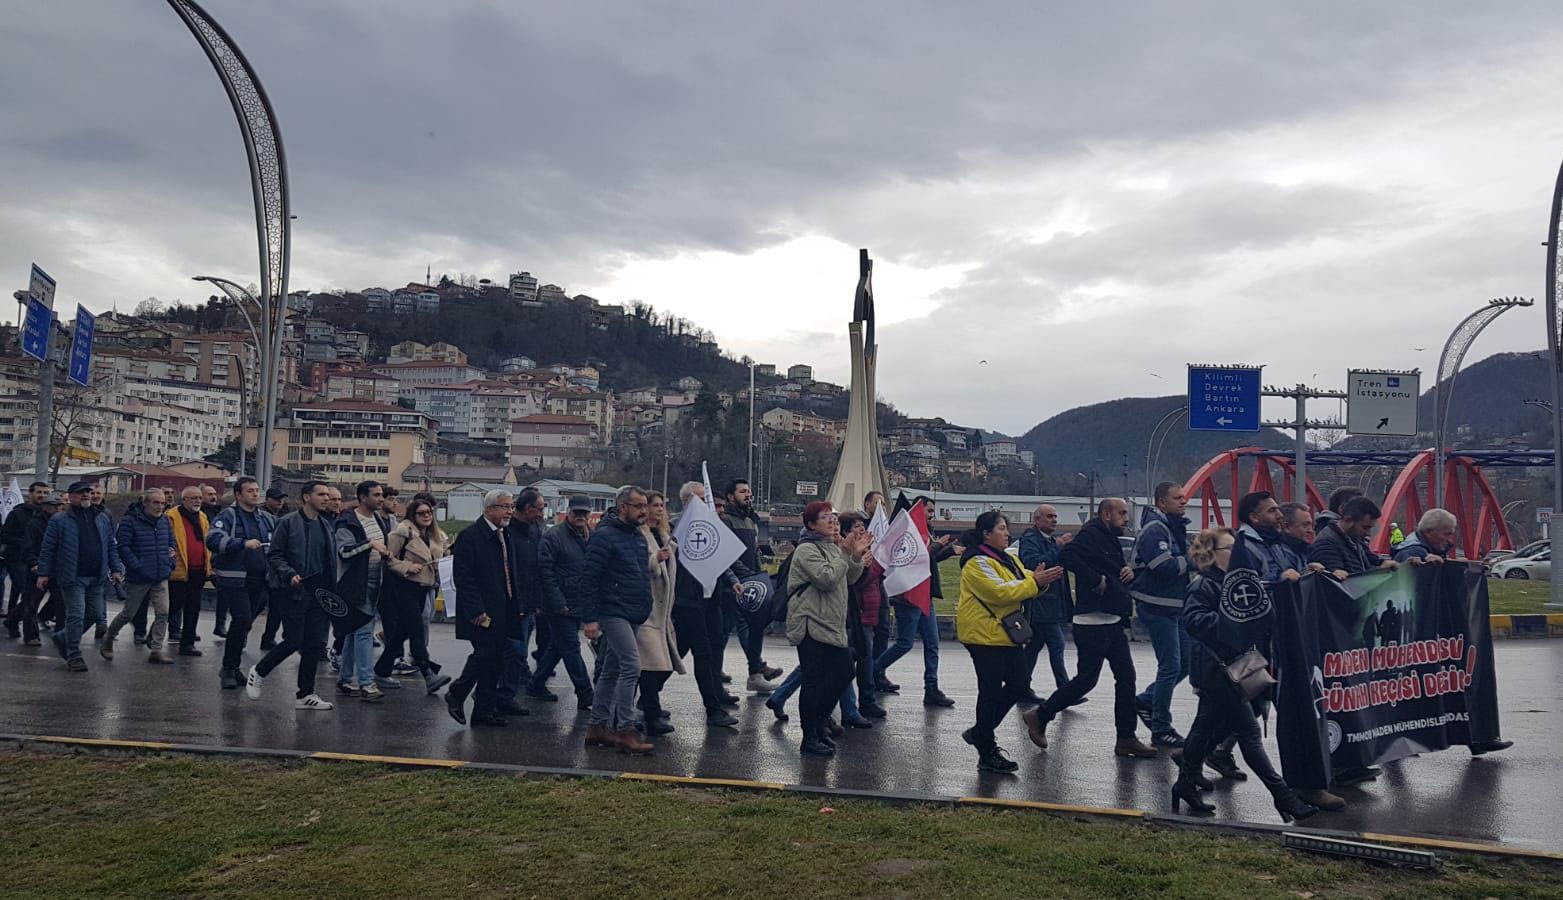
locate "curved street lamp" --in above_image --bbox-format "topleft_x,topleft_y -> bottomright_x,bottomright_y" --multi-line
1144,405 -> 1188,504
193,275 -> 267,480
1432,297 -> 1533,507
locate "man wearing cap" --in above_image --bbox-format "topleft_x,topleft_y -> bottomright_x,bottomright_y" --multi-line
37,482 -> 124,671
263,487 -> 287,518
526,494 -> 596,708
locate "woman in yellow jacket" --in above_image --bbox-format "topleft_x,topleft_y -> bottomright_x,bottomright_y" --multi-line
957,510 -> 1064,773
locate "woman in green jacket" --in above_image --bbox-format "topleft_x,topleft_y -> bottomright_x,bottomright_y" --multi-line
956,510 -> 1061,773
786,500 -> 870,757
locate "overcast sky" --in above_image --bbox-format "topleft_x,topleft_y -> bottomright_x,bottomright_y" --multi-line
4,2 -> 1562,434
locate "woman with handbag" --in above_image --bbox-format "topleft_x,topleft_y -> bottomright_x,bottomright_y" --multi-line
956,511 -> 1063,773
1173,527 -> 1318,822
635,491 -> 686,733
376,499 -> 452,695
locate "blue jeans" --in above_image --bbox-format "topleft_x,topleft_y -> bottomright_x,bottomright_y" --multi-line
53,578 -> 106,663
1025,614 -> 1071,691
873,603 -> 940,689
1135,603 -> 1191,735
769,664 -> 856,716
527,614 -> 592,698
337,621 -> 375,688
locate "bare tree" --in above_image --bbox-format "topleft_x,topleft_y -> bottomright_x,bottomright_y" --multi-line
134,296 -> 164,317
47,379 -> 110,477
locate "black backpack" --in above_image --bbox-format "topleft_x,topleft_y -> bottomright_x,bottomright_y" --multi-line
770,551 -> 809,624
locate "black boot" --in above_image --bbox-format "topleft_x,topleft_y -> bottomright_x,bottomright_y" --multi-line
1205,750 -> 1247,781
1271,788 -> 1319,823
1170,779 -> 1214,815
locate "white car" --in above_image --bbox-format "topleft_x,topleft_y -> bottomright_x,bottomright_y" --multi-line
1484,539 -> 1548,565
1491,548 -> 1551,580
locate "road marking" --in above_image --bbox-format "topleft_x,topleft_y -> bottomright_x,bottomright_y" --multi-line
1,653 -> 57,661
309,751 -> 465,768
34,736 -> 174,750
958,796 -> 1146,818
620,773 -> 786,790
1361,832 -> 1563,861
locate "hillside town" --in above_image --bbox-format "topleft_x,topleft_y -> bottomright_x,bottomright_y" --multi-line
1,272 -> 1037,502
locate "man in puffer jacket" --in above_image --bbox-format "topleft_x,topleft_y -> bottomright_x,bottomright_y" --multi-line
38,481 -> 124,671
103,489 -> 175,663
579,486 -> 654,752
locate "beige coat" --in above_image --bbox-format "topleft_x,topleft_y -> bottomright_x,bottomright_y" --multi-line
635,528 -> 684,674
385,520 -> 448,587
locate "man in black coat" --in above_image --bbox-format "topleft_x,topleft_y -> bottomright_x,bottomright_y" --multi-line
1309,496 -> 1398,580
497,488 -> 546,715
445,490 -> 523,727
250,481 -> 339,711
1030,498 -> 1156,758
2,481 -> 49,638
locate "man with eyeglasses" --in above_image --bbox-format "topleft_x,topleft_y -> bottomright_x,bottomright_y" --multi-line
446,490 -> 524,727
248,481 -> 339,711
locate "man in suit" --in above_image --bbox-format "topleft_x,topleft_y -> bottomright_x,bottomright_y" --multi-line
446,490 -> 521,727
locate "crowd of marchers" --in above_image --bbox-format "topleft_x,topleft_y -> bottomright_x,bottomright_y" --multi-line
1,474 -> 1514,824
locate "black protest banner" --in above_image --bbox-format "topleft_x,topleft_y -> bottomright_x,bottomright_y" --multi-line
1273,564 -> 1500,775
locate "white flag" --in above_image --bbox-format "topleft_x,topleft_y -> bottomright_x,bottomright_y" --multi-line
673,493 -> 744,598
867,503 -> 889,550
0,478 -> 22,522
872,506 -> 931,598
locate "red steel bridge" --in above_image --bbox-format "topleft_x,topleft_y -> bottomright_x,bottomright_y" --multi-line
1182,448 -> 1552,558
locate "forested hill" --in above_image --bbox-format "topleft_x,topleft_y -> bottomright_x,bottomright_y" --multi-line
1016,395 -> 1295,486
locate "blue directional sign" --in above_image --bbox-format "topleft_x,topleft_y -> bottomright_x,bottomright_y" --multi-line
68,304 -> 95,387
20,298 -> 51,363
20,263 -> 56,364
1187,365 -> 1262,432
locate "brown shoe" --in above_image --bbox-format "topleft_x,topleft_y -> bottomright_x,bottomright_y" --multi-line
584,723 -> 613,748
1298,789 -> 1347,811
1114,737 -> 1158,758
148,652 -> 174,664
1022,707 -> 1048,749
615,726 -> 654,755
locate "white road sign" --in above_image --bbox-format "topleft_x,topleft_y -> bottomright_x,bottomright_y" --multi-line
1346,370 -> 1420,437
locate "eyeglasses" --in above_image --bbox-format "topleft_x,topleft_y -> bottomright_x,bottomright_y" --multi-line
415,510 -> 434,516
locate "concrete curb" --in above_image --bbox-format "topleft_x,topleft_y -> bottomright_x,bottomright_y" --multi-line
5,732 -> 1560,866
924,614 -> 1563,641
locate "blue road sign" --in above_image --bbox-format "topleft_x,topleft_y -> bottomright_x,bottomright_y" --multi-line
20,298 -> 51,363
68,305 -> 95,386
1187,365 -> 1262,432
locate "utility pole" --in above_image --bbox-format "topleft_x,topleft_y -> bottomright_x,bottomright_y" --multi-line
1261,383 -> 1347,508
747,361 -> 756,490
1544,152 -> 1563,610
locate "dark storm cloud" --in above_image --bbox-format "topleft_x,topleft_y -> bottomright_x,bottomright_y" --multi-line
2,1 -> 1561,430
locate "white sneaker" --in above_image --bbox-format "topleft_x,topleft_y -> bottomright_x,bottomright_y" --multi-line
295,693 -> 334,711
245,665 -> 263,700
747,673 -> 779,695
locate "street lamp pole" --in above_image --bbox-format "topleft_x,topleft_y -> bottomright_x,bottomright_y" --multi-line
747,361 -> 755,490
1145,405 -> 1188,505
1432,297 -> 1533,507
194,275 -> 268,483
1545,153 -> 1563,610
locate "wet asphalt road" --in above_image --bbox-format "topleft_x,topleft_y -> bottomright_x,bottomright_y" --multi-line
2,609 -> 1558,852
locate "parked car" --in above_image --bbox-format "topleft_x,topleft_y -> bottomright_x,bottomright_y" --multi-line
1484,539 -> 1549,565
1491,548 -> 1551,580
